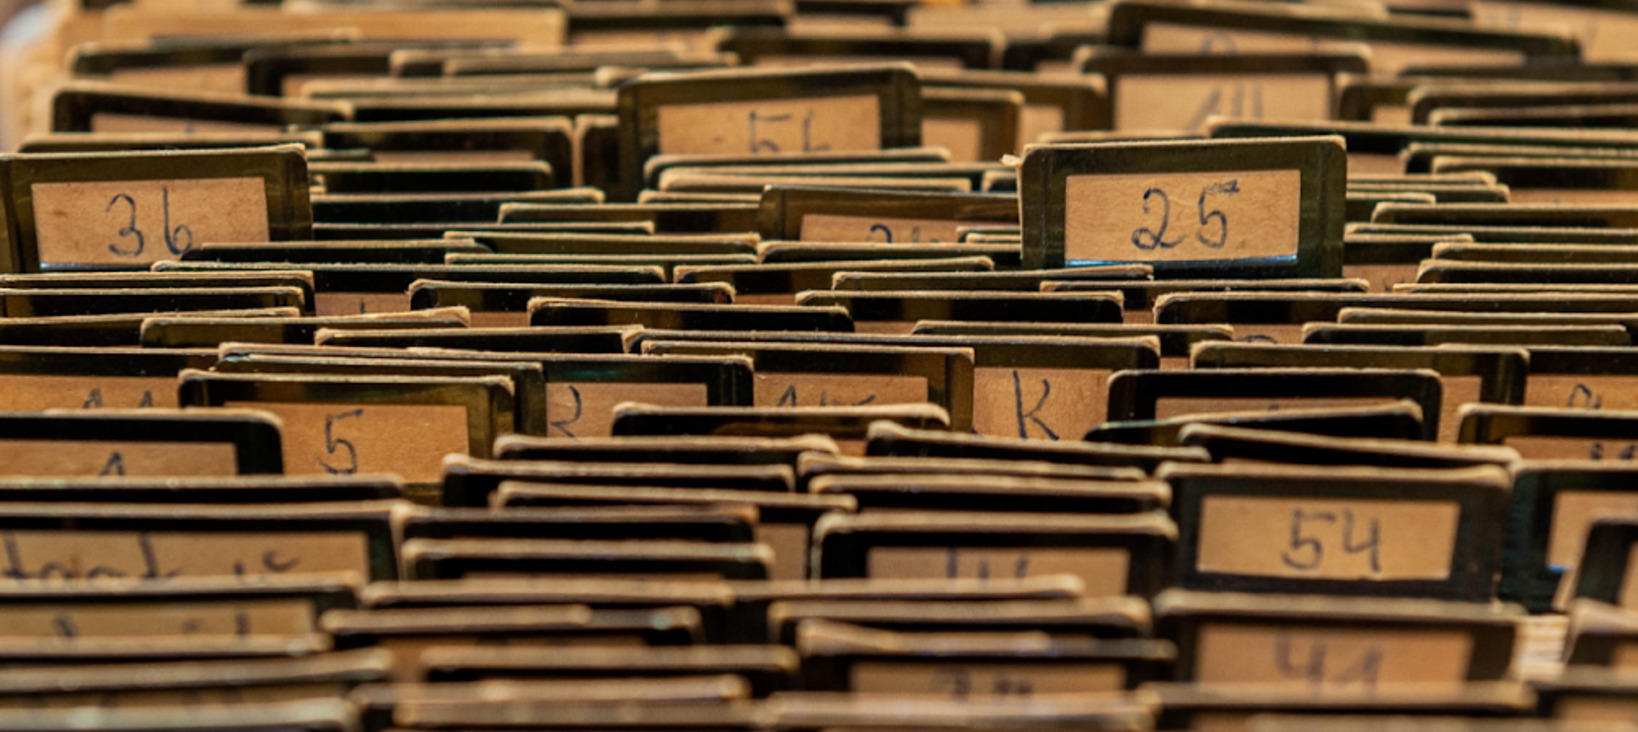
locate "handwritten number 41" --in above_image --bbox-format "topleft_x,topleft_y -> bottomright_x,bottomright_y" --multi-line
1130,179 -> 1237,251
106,187 -> 193,258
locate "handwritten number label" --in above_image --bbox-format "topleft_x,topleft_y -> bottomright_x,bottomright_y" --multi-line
1129,188 -> 1176,250
1568,383 -> 1605,410
1588,442 -> 1638,461
1196,180 -> 1237,248
104,187 -> 193,258
105,194 -> 143,257
1130,180 -> 1238,251
866,223 -> 931,244
1011,370 -> 1058,441
317,409 -> 364,475
162,187 -> 192,255
1279,508 -> 1382,573
550,385 -> 583,438
748,108 -> 831,154
934,667 -> 1034,700
1066,168 -> 1300,264
1274,633 -> 1383,691
945,548 -> 1032,581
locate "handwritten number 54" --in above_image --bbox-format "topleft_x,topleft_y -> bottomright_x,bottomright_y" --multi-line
1129,179 -> 1238,251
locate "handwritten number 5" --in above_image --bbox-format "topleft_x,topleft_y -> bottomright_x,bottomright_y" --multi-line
1196,179 -> 1238,248
318,409 -> 364,475
106,193 -> 143,257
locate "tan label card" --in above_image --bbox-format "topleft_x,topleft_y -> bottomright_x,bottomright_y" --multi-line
1342,263 -> 1418,293
1548,490 -> 1638,570
1555,694 -> 1638,723
1194,622 -> 1473,688
0,683 -> 349,710
1230,324 -> 1310,345
1138,23 -> 1522,74
223,401 -> 468,482
1610,640 -> 1638,668
1019,104 -> 1065,151
1154,396 -> 1394,421
0,374 -> 177,411
546,382 -> 708,439
1348,152 -> 1405,176
1508,189 -> 1638,205
1115,75 -> 1331,130
868,546 -> 1130,597
850,321 -> 920,335
0,598 -> 313,639
312,292 -> 412,316
32,177 -> 269,267
88,114 -> 282,135
923,117 -> 985,163
973,366 -> 1109,441
756,522 -> 810,582
108,64 -> 246,95
0,530 -> 369,583
753,372 -> 927,409
1528,374 -> 1638,412
1438,375 -> 1483,443
1196,495 -> 1460,580
798,214 -> 986,243
0,440 -> 237,477
1471,0 -> 1638,63
656,94 -> 881,156
850,662 -> 1125,698
1505,436 -> 1638,461
1065,169 -> 1301,264
1620,542 -> 1638,609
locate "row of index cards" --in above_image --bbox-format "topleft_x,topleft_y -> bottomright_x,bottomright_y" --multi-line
2,0 -> 1638,729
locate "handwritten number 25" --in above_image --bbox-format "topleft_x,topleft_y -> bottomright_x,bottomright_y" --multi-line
105,187 -> 194,258
1129,179 -> 1238,251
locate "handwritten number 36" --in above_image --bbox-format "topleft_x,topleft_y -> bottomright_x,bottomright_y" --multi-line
1129,179 -> 1238,251
106,187 -> 194,258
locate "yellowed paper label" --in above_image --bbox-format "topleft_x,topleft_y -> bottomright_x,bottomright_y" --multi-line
1194,622 -> 1472,688
1065,169 -> 1301,264
0,598 -> 312,638
0,374 -> 177,411
0,440 -> 237,477
1342,263 -> 1418,293
754,372 -> 927,409
973,366 -> 1109,441
923,117 -> 985,162
224,401 -> 468,482
1506,436 -> 1638,462
1155,396 -> 1393,420
546,382 -> 708,438
799,214 -> 986,243
850,662 -> 1125,697
1549,491 -> 1638,570
1528,374 -> 1638,412
868,546 -> 1130,597
32,178 -> 269,267
1115,74 -> 1331,131
757,523 -> 810,582
657,95 -> 881,156
313,292 -> 412,316
0,530 -> 369,583
1197,495 -> 1459,580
